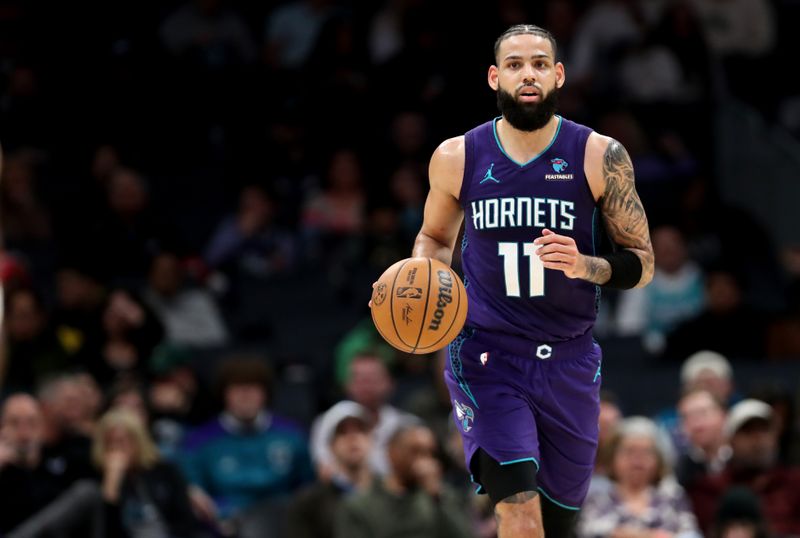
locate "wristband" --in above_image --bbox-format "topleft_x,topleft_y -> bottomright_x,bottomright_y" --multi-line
599,250 -> 642,289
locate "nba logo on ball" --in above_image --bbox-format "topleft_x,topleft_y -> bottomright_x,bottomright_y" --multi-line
371,257 -> 468,354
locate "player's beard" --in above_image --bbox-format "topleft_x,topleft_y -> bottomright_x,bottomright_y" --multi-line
496,84 -> 559,132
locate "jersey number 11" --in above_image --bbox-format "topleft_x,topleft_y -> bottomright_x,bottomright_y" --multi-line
498,242 -> 545,297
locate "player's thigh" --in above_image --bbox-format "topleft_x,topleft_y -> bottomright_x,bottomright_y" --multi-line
536,344 -> 602,509
444,332 -> 540,464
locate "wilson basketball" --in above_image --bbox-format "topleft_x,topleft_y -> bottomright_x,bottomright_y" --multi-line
371,257 -> 468,354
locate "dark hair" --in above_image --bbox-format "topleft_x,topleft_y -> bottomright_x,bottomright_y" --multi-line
216,356 -> 273,401
494,24 -> 558,62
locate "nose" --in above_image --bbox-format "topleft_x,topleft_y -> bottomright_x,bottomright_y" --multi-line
521,63 -> 536,82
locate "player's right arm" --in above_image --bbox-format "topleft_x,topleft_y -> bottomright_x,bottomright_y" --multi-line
411,137 -> 465,266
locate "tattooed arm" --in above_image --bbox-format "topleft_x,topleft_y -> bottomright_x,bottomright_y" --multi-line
595,137 -> 654,287
535,135 -> 653,287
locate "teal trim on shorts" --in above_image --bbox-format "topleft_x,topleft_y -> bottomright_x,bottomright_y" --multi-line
537,486 -> 580,511
449,329 -> 479,409
500,457 -> 540,471
493,115 -> 563,167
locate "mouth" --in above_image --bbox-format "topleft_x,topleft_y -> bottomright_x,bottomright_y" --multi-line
518,87 -> 541,102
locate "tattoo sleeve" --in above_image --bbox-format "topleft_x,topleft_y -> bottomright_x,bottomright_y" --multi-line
598,139 -> 654,286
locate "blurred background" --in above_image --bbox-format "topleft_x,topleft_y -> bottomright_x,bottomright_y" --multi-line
1,0 -> 800,537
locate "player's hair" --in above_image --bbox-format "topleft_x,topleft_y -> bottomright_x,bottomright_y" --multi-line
494,24 -> 558,61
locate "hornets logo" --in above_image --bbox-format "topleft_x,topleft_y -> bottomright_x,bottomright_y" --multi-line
453,399 -> 475,432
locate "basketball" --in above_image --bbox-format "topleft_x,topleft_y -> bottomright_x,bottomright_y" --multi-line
371,257 -> 468,354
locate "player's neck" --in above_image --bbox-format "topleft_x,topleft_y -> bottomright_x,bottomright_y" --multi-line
496,115 -> 559,164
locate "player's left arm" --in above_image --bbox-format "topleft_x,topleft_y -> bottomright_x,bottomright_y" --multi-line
535,134 -> 654,288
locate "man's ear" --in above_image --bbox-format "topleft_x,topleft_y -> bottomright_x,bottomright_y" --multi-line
488,65 -> 499,91
555,62 -> 566,89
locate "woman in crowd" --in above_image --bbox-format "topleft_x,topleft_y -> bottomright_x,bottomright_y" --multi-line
577,416 -> 701,538
93,409 -> 207,538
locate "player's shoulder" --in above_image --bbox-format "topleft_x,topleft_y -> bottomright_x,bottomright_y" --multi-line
432,135 -> 465,163
585,131 -> 615,158
428,136 -> 466,193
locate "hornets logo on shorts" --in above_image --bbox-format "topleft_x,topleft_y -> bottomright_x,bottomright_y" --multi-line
453,399 -> 475,432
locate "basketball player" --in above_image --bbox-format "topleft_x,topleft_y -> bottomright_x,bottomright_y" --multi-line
388,25 -> 654,537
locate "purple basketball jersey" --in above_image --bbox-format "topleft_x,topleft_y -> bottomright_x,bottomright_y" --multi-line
459,115 -> 598,342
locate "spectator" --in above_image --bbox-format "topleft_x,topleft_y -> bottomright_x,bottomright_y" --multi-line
143,251 -> 228,348
302,148 -> 365,238
615,225 -> 705,352
577,417 -> 701,538
106,376 -> 150,426
159,0 -> 256,68
93,167 -> 178,285
204,185 -> 295,279
711,487 -> 771,538
51,263 -> 107,365
264,0 -> 334,70
180,356 -> 313,536
676,388 -> 730,488
654,350 -> 737,457
311,352 -> 419,476
0,287 -> 69,393
0,393 -> 99,536
666,269 -> 767,359
590,390 -> 624,494
37,375 -> 97,479
287,401 -> 373,538
93,409 -> 207,538
335,423 -> 474,538
689,399 -> 800,536
0,149 -> 51,248
94,289 -> 164,385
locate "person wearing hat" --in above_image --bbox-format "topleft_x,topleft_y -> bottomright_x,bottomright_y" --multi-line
287,401 -> 374,538
654,350 -> 738,458
688,399 -> 800,536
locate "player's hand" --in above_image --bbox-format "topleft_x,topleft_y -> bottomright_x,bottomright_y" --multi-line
532,229 -> 588,280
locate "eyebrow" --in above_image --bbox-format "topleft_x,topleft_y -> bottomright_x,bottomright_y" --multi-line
503,54 -> 551,61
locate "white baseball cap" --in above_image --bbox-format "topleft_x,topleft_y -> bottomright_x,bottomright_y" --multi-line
317,401 -> 371,446
725,399 -> 772,438
681,350 -> 733,384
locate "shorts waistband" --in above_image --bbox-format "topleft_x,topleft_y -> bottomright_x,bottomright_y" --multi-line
470,328 -> 595,360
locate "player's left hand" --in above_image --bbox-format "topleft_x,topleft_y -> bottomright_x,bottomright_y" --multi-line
533,228 -> 589,280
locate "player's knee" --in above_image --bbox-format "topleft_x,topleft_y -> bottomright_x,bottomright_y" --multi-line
495,493 -> 544,537
474,448 -> 539,506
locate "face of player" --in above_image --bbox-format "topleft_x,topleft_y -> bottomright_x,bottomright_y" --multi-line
612,435 -> 660,489
679,391 -> 726,451
489,34 -> 565,132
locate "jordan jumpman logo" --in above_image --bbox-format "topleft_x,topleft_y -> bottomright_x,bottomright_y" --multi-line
480,163 -> 500,184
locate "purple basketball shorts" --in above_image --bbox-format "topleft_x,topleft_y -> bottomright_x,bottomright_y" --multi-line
444,326 -> 602,510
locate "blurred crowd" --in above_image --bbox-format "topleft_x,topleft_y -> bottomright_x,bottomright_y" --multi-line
1,0 -> 800,536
